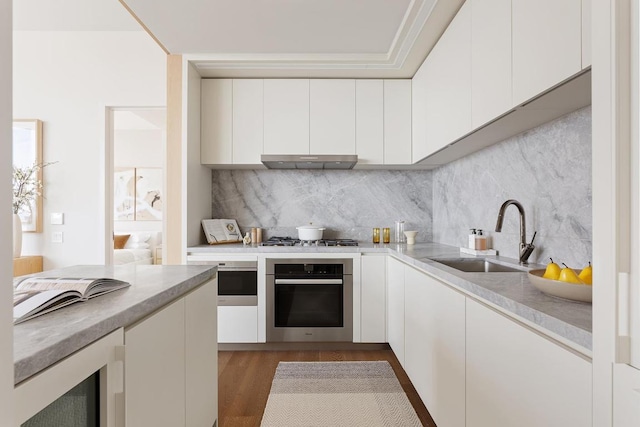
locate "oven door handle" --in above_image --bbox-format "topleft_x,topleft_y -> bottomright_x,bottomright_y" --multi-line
274,279 -> 343,285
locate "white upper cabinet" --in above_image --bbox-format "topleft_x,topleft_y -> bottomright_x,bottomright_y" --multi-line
383,80 -> 412,165
201,79 -> 233,164
232,79 -> 263,164
264,79 -> 310,155
411,61 -> 428,163
471,0 -> 512,128
422,1 -> 472,160
355,80 -> 384,165
310,79 -> 356,155
512,0 -> 582,106
582,0 -> 591,68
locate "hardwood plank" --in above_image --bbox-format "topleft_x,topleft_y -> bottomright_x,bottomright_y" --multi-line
218,349 -> 437,427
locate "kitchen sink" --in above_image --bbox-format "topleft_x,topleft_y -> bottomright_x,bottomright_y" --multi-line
431,258 -> 525,273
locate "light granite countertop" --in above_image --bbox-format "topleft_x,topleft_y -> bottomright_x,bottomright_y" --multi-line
13,264 -> 216,385
188,242 -> 592,354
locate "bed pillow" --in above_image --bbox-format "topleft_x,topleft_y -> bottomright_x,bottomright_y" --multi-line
114,234 -> 130,250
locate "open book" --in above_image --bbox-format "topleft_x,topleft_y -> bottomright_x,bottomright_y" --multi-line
13,277 -> 130,324
202,219 -> 242,244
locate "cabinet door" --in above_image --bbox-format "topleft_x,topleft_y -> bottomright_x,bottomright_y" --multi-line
310,79 -> 356,155
466,298 -> 592,427
233,79 -> 263,164
614,364 -> 640,426
582,0 -> 591,68
218,306 -> 258,343
422,1 -> 472,159
384,80 -> 412,165
125,299 -> 186,427
404,266 -> 465,427
411,60 -> 428,163
201,79 -> 233,164
471,0 -> 512,128
512,0 -> 582,105
386,257 -> 405,366
360,255 -> 386,343
264,79 -> 310,155
185,280 -> 218,427
355,80 -> 384,164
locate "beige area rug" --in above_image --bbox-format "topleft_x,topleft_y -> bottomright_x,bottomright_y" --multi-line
260,361 -> 422,427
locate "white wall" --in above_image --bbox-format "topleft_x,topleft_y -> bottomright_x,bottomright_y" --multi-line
186,62 -> 211,248
114,129 -> 163,167
13,31 -> 166,269
1,0 -> 14,421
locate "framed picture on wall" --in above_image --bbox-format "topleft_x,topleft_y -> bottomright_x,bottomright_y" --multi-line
114,167 -> 135,221
135,168 -> 162,221
13,119 -> 43,232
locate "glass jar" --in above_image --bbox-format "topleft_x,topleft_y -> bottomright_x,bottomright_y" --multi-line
395,220 -> 405,243
372,228 -> 380,244
383,228 -> 390,244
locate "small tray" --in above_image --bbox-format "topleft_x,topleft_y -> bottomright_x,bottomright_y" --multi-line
527,269 -> 592,303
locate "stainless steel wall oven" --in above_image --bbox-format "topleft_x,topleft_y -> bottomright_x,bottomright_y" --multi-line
187,259 -> 257,307
266,258 -> 353,342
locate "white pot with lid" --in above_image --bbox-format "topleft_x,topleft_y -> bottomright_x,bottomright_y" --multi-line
296,223 -> 326,241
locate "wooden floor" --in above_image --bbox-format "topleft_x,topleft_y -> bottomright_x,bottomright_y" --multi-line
218,349 -> 437,427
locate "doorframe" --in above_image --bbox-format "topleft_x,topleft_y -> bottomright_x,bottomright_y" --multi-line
104,106 -> 166,265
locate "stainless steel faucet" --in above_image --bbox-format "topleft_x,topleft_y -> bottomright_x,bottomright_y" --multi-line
495,199 -> 537,264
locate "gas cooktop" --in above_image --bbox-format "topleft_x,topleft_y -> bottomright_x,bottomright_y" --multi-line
260,237 -> 359,247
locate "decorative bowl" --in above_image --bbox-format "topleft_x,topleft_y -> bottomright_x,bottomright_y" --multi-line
527,269 -> 592,303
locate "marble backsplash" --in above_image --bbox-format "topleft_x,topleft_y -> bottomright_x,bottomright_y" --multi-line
210,106 -> 592,267
211,170 -> 433,242
432,106 -> 592,267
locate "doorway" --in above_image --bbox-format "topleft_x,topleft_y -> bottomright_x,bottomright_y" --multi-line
106,107 -> 166,265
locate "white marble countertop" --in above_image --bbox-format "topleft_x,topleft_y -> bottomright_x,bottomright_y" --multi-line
188,242 -> 592,354
13,264 -> 216,385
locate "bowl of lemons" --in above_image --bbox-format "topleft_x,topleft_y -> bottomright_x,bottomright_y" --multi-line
527,258 -> 592,303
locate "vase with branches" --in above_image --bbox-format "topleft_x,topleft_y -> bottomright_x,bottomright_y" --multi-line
12,162 -> 55,215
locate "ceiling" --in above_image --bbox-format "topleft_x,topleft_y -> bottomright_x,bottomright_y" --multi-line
13,0 -> 464,79
119,0 -> 464,78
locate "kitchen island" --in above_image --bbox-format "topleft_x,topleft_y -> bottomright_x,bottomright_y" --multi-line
13,264 -> 217,427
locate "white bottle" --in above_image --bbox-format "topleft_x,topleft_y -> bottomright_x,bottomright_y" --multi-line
468,229 -> 477,249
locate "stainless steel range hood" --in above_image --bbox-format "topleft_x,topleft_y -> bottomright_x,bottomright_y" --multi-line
261,154 -> 358,170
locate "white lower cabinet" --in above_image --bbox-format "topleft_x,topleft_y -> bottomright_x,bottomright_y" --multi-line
465,298 -> 592,427
404,266 -> 466,427
218,305 -> 258,343
360,255 -> 387,343
185,280 -> 218,427
125,298 -> 185,427
386,256 -> 405,366
125,279 -> 217,427
613,364 -> 640,426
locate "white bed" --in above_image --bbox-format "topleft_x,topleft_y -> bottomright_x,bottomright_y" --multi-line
114,232 -> 156,265
114,248 -> 153,265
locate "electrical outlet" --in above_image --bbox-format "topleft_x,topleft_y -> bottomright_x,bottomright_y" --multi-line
52,231 -> 63,243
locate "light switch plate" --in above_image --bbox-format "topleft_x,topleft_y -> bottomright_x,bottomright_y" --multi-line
50,212 -> 64,225
52,231 -> 63,243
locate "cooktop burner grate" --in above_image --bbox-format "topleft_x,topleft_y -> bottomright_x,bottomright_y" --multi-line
261,237 -> 359,247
